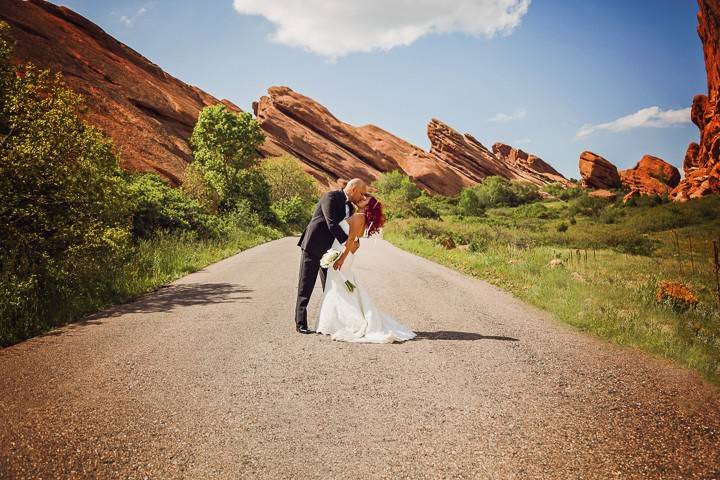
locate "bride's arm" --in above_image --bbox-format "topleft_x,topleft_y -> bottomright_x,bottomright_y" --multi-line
333,214 -> 365,271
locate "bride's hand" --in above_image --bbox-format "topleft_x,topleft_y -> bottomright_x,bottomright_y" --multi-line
333,255 -> 345,271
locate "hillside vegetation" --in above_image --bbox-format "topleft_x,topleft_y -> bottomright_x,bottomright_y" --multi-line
375,171 -> 720,383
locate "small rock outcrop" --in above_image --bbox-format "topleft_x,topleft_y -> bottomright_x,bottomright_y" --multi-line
619,155 -> 681,197
579,151 -> 622,189
492,143 -> 570,187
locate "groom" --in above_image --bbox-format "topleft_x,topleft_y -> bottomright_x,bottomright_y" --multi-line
294,178 -> 368,334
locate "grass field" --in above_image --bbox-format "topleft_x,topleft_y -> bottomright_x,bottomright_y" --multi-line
383,195 -> 720,384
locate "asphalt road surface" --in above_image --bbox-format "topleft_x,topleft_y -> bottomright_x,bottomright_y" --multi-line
1,237 -> 719,479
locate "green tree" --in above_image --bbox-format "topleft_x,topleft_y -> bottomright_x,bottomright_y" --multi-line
190,104 -> 265,209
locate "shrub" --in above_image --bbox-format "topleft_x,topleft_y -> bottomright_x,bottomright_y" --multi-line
656,281 -> 699,312
259,156 -> 318,230
412,194 -> 442,219
181,163 -> 219,213
557,222 -> 569,232
544,182 -> 584,201
0,51 -> 131,343
373,171 -> 423,218
458,187 -> 485,216
459,176 -> 541,215
260,156 -> 318,205
514,203 -> 557,219
569,194 -> 610,217
126,173 -> 217,239
272,195 -> 312,230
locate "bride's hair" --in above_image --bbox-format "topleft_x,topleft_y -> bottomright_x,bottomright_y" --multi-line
364,196 -> 385,236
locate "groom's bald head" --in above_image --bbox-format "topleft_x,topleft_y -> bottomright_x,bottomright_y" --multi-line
344,178 -> 368,203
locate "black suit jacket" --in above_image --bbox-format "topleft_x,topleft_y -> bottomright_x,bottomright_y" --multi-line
298,190 -> 354,259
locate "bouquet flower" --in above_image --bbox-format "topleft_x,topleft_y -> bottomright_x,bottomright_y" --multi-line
320,249 -> 356,293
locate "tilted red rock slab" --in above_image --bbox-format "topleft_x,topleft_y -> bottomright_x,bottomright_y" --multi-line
0,0 -> 243,185
579,151 -> 621,190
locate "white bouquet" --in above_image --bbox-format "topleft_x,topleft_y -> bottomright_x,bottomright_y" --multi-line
320,248 -> 356,293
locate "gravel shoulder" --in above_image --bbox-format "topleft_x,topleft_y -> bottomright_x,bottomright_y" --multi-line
1,237 -> 719,479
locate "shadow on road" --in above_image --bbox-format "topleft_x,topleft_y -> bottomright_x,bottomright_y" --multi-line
34,283 -> 253,341
103,283 -> 254,316
414,331 -> 518,341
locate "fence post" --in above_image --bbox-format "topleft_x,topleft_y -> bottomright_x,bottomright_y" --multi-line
673,230 -> 683,276
714,241 -> 720,312
688,236 -> 696,275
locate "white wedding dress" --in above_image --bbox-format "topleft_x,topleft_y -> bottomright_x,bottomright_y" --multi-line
316,219 -> 416,343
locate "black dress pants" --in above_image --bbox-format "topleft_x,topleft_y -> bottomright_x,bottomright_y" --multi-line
295,249 -> 328,328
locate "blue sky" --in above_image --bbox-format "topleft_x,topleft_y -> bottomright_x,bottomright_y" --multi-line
58,0 -> 705,179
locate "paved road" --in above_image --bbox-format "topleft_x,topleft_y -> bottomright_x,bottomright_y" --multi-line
1,237 -> 719,479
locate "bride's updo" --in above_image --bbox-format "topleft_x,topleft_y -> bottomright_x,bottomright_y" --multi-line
364,196 -> 385,237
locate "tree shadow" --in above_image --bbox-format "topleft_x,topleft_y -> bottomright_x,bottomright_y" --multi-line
101,283 -> 253,317
414,331 -> 519,342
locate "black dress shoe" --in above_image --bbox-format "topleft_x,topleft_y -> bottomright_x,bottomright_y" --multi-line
296,325 -> 315,334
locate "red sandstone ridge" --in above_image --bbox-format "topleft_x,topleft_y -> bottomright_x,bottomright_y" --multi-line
0,0 -> 245,184
252,87 -> 470,195
492,143 -> 570,187
579,151 -> 621,189
253,88 -> 568,195
620,155 -> 680,199
671,0 -> 720,200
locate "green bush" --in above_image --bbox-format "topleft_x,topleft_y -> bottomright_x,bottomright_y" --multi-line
272,195 -> 311,229
373,171 -> 424,218
260,156 -> 318,230
514,203 -> 557,219
569,194 -> 611,217
544,182 -> 584,201
411,194 -> 442,219
126,173 -> 218,239
0,51 -> 132,344
458,187 -> 485,216
459,176 -> 541,216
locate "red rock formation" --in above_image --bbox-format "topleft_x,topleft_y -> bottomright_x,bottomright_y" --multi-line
254,89 -> 568,196
253,87 -> 470,195
0,0 -> 243,184
619,155 -> 680,198
427,119 -> 516,182
671,0 -> 720,200
579,151 -> 621,189
353,124 -> 472,195
492,143 -> 570,187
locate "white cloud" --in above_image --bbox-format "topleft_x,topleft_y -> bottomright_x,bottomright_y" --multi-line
232,0 -> 531,59
576,106 -> 691,139
118,4 -> 151,27
488,108 -> 527,122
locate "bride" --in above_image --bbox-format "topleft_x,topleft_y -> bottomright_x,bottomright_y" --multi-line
315,195 -> 416,343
